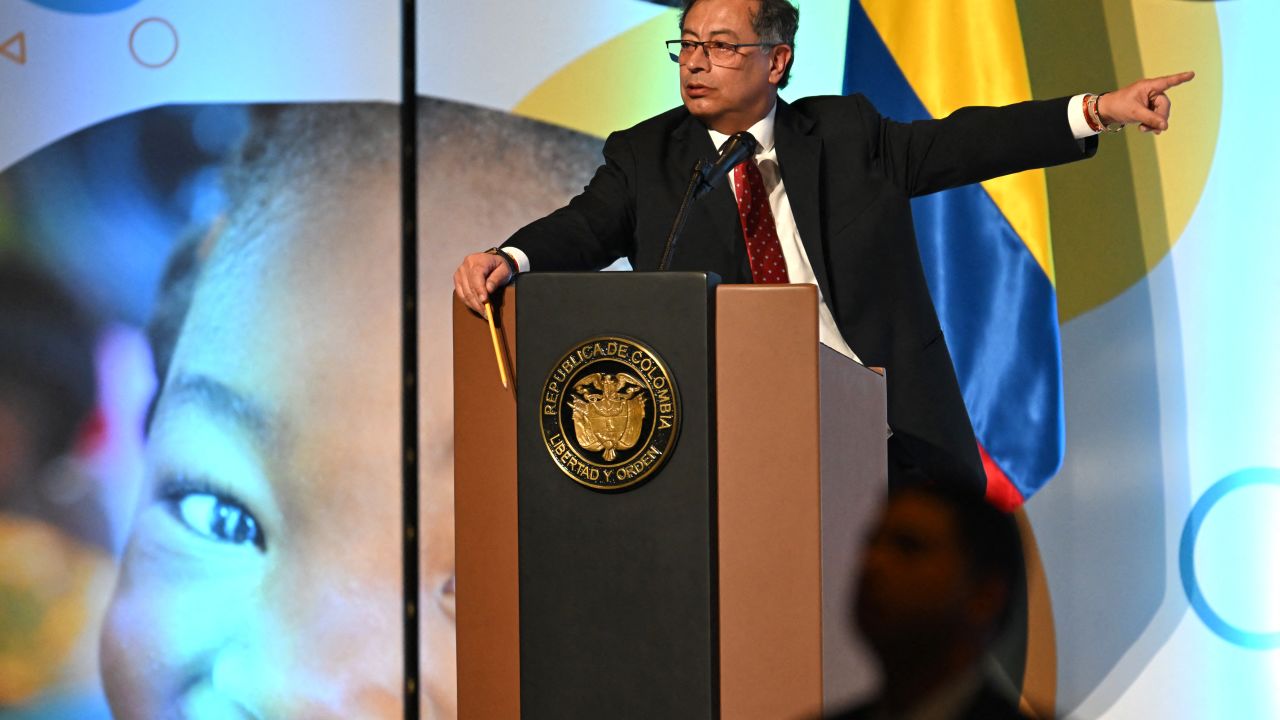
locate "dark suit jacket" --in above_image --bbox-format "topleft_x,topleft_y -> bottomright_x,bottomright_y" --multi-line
506,94 -> 1096,488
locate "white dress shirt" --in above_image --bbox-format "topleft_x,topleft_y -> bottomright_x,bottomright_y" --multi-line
707,103 -> 863,362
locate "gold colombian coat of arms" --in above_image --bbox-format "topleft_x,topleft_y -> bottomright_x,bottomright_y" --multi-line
540,336 -> 680,490
570,373 -> 646,461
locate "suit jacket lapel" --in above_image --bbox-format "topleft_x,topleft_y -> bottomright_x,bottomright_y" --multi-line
670,113 -> 743,263
774,100 -> 832,305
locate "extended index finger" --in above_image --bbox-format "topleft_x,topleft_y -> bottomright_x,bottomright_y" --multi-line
1152,70 -> 1196,92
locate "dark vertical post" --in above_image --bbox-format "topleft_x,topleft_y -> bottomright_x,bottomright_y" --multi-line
400,0 -> 420,717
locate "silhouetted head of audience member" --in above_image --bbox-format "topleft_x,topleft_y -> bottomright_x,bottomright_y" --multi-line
0,257 -> 97,499
852,481 -> 1026,718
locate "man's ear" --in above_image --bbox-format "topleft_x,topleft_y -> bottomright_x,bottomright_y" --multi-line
768,45 -> 792,85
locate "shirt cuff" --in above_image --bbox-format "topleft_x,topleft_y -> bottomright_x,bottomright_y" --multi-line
503,246 -> 531,274
1068,93 -> 1100,140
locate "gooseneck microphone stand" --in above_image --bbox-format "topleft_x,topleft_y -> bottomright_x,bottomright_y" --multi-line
657,131 -> 758,271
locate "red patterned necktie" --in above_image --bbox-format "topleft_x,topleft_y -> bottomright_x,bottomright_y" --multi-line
732,158 -> 790,283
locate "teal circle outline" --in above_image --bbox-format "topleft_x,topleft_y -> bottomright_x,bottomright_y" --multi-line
1179,467 -> 1280,650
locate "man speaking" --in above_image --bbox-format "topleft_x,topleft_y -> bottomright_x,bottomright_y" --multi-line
453,0 -> 1193,486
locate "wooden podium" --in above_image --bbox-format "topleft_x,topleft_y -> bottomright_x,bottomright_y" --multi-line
453,273 -> 888,719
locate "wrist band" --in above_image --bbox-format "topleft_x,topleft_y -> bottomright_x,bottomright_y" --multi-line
485,247 -> 519,277
1083,94 -> 1104,133
1087,93 -> 1125,134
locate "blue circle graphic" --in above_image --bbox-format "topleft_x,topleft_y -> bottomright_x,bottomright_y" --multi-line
1179,467 -> 1280,650
24,0 -> 141,14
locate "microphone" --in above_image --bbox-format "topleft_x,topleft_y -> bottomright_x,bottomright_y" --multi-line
658,131 -> 759,271
693,131 -> 758,199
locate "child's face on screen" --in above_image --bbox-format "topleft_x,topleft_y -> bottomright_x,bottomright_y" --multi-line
100,174 -> 412,719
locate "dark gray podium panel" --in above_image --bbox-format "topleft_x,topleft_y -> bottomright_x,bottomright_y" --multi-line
515,272 -> 718,720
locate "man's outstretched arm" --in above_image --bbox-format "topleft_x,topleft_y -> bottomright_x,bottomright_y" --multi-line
859,69 -> 1196,199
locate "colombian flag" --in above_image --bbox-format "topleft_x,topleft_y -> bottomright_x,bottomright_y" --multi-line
844,2 -> 1064,508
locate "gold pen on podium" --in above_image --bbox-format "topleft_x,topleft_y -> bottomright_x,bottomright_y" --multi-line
483,300 -> 508,389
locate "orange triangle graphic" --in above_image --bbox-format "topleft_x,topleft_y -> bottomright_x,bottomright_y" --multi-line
1,32 -> 26,65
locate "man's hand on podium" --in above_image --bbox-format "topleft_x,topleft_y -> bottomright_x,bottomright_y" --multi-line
454,251 -> 513,315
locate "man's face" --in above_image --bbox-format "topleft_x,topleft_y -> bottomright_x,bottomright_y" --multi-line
100,172 -> 409,718
854,492 -> 980,656
679,0 -> 791,134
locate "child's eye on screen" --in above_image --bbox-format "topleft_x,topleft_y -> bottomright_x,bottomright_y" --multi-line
160,477 -> 267,551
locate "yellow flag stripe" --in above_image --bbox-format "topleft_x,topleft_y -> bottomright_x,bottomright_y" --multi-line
861,0 -> 1054,284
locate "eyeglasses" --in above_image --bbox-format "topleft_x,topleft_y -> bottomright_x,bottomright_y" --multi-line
665,39 -> 776,67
